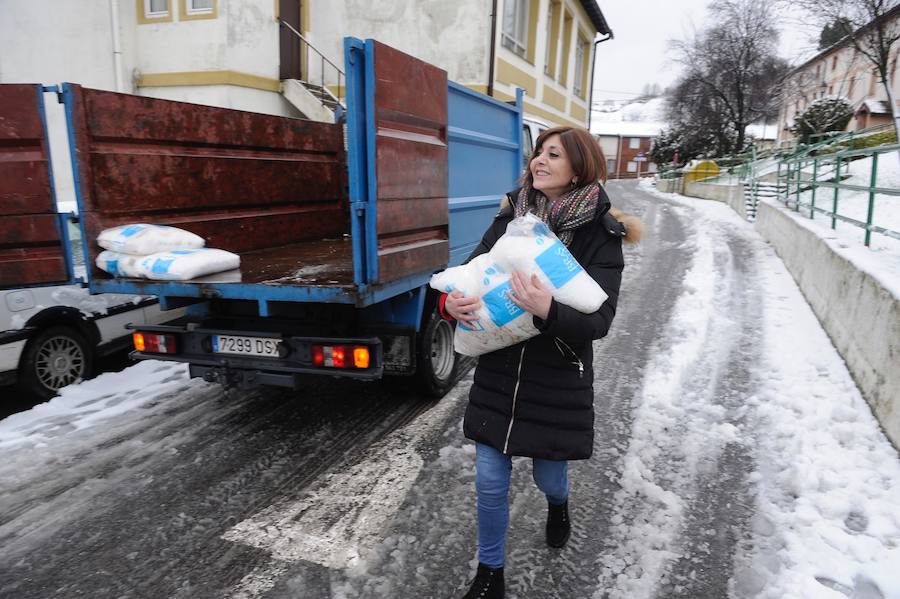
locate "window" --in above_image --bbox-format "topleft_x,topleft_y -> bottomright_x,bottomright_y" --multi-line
559,12 -> 573,85
573,38 -> 586,96
145,0 -> 169,17
626,161 -> 637,173
179,0 -> 217,20
832,55 -> 838,70
543,2 -> 560,78
522,125 -> 534,170
502,0 -> 530,58
186,0 -> 212,14
629,137 -> 640,149
544,3 -> 553,75
139,0 -> 173,23
607,158 -> 617,174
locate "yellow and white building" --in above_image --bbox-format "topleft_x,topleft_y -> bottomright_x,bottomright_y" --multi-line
1,0 -> 611,129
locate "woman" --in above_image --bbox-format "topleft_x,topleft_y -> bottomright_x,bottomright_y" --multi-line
441,126 -> 641,599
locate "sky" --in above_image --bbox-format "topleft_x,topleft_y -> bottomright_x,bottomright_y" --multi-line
592,0 -> 812,104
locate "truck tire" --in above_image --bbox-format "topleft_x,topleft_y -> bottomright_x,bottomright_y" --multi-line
416,308 -> 458,398
17,326 -> 94,400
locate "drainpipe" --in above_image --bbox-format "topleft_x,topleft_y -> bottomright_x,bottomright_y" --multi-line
586,32 -> 613,132
108,0 -> 125,92
615,134 -> 623,179
487,0 -> 498,97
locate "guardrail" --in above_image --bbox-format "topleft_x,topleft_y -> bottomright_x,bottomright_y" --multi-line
777,143 -> 900,246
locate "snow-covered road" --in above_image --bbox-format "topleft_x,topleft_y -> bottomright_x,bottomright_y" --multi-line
0,179 -> 897,599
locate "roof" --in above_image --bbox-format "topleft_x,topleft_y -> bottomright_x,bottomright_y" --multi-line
788,4 -> 900,76
857,98 -> 891,114
579,1 -> 613,36
591,121 -> 664,137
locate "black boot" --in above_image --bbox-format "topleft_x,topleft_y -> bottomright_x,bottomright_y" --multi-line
546,500 -> 570,548
462,563 -> 505,599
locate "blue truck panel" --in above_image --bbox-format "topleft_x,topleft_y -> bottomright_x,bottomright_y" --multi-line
447,84 -> 523,265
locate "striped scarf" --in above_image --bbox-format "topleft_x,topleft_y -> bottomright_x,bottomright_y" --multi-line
515,180 -> 601,245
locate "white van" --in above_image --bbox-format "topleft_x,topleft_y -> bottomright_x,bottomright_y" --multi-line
0,221 -> 182,399
522,116 -> 551,170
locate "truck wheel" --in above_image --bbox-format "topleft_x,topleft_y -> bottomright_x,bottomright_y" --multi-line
416,308 -> 458,398
17,326 -> 94,400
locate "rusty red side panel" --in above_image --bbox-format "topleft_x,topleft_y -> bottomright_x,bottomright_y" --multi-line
67,85 -> 347,280
0,84 -> 67,288
372,41 -> 449,283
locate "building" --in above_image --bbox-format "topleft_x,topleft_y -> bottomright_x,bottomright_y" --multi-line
593,122 -> 660,179
777,5 -> 900,143
0,0 -> 611,204
1,0 -> 611,129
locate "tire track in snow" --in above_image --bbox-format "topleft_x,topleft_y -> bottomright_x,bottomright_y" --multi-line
593,194 -> 761,598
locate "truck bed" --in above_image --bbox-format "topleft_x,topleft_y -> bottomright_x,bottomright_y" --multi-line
63,40 -> 523,312
156,238 -> 355,287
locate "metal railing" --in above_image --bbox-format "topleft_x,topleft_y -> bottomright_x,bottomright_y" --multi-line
777,143 -> 900,246
278,19 -> 344,110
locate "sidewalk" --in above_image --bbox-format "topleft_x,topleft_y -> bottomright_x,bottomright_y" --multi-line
638,178 -> 900,598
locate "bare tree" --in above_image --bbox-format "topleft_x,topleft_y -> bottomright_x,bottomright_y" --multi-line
670,0 -> 790,154
793,0 -> 900,137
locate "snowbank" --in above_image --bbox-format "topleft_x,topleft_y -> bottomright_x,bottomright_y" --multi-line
754,198 -> 900,448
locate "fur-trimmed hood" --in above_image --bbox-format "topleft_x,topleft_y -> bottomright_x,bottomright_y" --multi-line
609,207 -> 643,245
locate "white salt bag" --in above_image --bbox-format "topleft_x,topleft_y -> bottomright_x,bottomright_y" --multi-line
138,248 -> 240,281
430,213 -> 608,357
95,250 -> 146,278
431,253 -> 539,356
97,224 -> 205,255
492,213 -> 608,313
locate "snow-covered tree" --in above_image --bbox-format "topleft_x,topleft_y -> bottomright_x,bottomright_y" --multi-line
790,96 -> 855,142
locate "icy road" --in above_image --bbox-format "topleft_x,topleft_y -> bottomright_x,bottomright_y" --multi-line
1,180 -> 898,599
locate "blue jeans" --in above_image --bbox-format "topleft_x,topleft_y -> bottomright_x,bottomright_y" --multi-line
475,442 -> 569,568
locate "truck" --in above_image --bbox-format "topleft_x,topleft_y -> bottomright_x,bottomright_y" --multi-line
0,84 -> 185,399
9,38 -> 523,398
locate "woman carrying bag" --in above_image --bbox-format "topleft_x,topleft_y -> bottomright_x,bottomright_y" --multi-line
441,126 -> 641,599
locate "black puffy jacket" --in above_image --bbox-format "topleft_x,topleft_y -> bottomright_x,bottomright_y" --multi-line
462,186 -> 625,460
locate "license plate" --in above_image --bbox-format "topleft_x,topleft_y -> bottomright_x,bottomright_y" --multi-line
213,335 -> 280,357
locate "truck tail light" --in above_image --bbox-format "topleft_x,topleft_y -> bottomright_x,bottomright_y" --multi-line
311,345 -> 370,369
133,332 -> 178,354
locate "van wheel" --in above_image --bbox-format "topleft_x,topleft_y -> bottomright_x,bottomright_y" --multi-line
416,308 -> 458,398
18,326 -> 93,400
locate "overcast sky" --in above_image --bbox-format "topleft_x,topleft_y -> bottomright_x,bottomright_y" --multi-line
592,0 -> 812,104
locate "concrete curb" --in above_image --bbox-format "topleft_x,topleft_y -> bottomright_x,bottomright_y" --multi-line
754,200 -> 900,449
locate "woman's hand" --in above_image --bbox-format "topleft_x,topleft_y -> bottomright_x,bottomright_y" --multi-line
445,291 -> 482,327
508,271 -> 552,320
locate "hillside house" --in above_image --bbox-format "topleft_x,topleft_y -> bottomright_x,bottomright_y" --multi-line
777,5 -> 900,142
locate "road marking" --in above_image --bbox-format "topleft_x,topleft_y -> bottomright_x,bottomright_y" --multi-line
222,381 -> 470,596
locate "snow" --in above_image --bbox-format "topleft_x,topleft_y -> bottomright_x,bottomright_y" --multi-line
591,97 -> 666,138
0,360 -> 193,450
2,179 -> 899,597
639,178 -> 900,599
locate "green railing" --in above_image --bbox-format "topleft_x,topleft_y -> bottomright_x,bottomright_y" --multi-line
777,143 -> 900,246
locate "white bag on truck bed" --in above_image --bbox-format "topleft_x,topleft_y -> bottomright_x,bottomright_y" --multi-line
97,224 -> 205,255
95,250 -> 146,278
430,213 -> 607,357
138,248 -> 240,281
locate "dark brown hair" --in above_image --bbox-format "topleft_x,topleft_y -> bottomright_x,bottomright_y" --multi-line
521,126 -> 608,188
